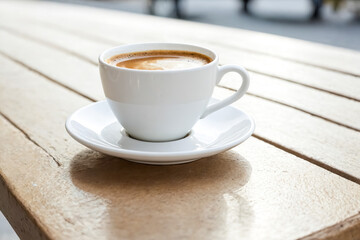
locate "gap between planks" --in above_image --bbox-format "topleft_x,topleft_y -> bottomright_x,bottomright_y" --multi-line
2,45 -> 360,240
0,25 -> 96,66
0,24 -> 359,133
298,212 -> 360,240
221,85 -> 360,133
0,165 -> 51,240
2,12 -> 360,79
0,112 -> 61,167
206,40 -> 360,78
247,69 -> 360,102
0,51 -> 95,103
1,99 -> 360,240
253,134 -> 360,185
0,21 -> 359,104
1,50 -> 360,186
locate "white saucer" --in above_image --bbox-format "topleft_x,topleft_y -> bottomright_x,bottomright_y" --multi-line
65,99 -> 255,165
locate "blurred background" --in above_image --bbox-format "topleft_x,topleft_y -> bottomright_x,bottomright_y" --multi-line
44,0 -> 360,50
0,0 -> 359,239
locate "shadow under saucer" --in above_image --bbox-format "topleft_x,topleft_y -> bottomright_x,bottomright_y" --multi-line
69,150 -> 254,238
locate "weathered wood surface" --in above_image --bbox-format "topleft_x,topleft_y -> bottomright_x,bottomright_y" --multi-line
0,23 -> 359,132
0,26 -> 359,183
1,1 -> 360,240
1,1 -> 360,77
1,1 -> 360,101
300,214 -> 360,240
1,55 -> 360,240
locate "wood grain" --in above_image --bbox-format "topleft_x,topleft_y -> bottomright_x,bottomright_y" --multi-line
0,22 -> 359,131
300,214 -> 360,240
2,1 -> 360,76
0,29 -> 359,182
1,56 -> 360,239
0,1 -> 359,238
0,2 -> 359,101
221,72 -> 360,131
0,142 -> 50,240
0,30 -> 103,101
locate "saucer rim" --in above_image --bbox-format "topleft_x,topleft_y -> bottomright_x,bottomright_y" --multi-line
65,100 -> 255,161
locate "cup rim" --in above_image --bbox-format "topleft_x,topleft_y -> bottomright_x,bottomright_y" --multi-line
98,43 -> 219,73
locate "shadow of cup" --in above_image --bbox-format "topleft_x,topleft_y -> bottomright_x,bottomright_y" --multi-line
70,150 -> 254,238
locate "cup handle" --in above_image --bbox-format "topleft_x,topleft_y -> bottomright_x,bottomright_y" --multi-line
201,65 -> 250,119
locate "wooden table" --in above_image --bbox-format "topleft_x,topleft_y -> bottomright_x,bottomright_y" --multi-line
0,1 -> 360,239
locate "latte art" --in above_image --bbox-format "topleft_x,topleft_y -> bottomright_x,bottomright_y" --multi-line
107,50 -> 212,70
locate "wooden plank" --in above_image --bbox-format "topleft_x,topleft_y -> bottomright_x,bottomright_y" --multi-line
216,46 -> 360,102
0,62 -> 91,166
2,1 -> 360,76
0,118 -> 53,240
300,214 -> 360,240
203,29 -> 360,77
0,21 -> 359,131
0,25 -> 359,133
1,27 -> 360,182
0,116 -> 108,240
1,55 -> 360,240
0,2 -> 359,101
0,30 -> 103,101
222,72 -> 360,131
0,21 -> 108,65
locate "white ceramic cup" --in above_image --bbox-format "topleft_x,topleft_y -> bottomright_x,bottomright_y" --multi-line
99,43 -> 250,142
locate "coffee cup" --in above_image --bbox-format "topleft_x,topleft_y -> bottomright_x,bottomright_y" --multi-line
99,43 -> 250,142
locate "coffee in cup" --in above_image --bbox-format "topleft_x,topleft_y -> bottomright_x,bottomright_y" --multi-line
99,43 -> 250,142
106,50 -> 213,70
